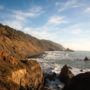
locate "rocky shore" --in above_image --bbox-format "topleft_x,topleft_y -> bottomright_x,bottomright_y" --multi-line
0,50 -> 90,90
61,66 -> 90,90
43,65 -> 90,90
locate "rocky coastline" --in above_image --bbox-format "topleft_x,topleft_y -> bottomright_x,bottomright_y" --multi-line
0,50 -> 90,90
43,65 -> 90,90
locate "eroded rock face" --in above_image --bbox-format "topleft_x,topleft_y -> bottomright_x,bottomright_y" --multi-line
0,50 -> 18,65
59,65 -> 74,85
63,72 -> 90,90
11,60 -> 44,90
0,50 -> 44,90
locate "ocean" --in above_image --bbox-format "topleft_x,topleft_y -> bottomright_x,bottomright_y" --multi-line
31,51 -> 90,75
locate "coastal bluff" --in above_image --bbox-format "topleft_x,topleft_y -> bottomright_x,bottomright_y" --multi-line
0,23 -> 65,60
0,50 -> 44,90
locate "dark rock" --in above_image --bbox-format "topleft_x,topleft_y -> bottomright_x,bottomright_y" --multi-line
59,65 -> 74,85
80,69 -> 83,72
19,86 -> 25,90
44,72 -> 56,81
84,56 -> 90,61
44,72 -> 57,86
68,66 -> 72,69
65,48 -> 74,52
63,72 -> 90,90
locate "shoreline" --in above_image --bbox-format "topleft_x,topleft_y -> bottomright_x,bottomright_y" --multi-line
29,51 -> 90,90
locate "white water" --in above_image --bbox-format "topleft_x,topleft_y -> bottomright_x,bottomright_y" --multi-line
30,51 -> 90,74
29,51 -> 90,90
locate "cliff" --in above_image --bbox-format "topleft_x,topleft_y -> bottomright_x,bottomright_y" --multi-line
0,50 -> 44,90
0,23 -> 65,60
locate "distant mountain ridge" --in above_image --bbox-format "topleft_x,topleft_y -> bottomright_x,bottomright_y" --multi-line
0,23 -> 65,60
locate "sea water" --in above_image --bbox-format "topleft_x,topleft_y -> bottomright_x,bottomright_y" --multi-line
30,51 -> 90,90
31,51 -> 90,75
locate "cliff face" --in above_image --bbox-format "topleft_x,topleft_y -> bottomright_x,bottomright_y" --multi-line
0,50 -> 44,90
0,23 -> 65,60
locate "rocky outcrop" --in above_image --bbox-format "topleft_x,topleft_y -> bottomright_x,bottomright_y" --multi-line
59,65 -> 74,85
9,60 -> 44,90
59,65 -> 74,90
63,72 -> 90,90
0,50 -> 44,90
65,48 -> 74,52
84,56 -> 90,61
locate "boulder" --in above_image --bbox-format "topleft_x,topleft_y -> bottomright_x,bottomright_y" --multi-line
80,69 -> 83,72
44,72 -> 56,85
59,65 -> 74,85
84,56 -> 90,61
63,72 -> 90,90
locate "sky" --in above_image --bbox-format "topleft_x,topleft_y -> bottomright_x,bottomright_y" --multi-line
0,0 -> 90,51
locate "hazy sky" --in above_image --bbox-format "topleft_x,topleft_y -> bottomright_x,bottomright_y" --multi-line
0,0 -> 90,51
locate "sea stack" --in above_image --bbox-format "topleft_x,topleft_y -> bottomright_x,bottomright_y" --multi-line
59,65 -> 74,85
84,56 -> 90,61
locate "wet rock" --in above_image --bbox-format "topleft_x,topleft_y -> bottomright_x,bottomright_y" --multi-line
59,65 -> 74,85
44,72 -> 57,84
80,69 -> 83,72
63,72 -> 90,90
84,56 -> 90,61
44,72 -> 64,90
68,66 -> 72,69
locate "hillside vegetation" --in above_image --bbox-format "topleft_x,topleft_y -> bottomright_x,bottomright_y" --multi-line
0,23 -> 65,60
